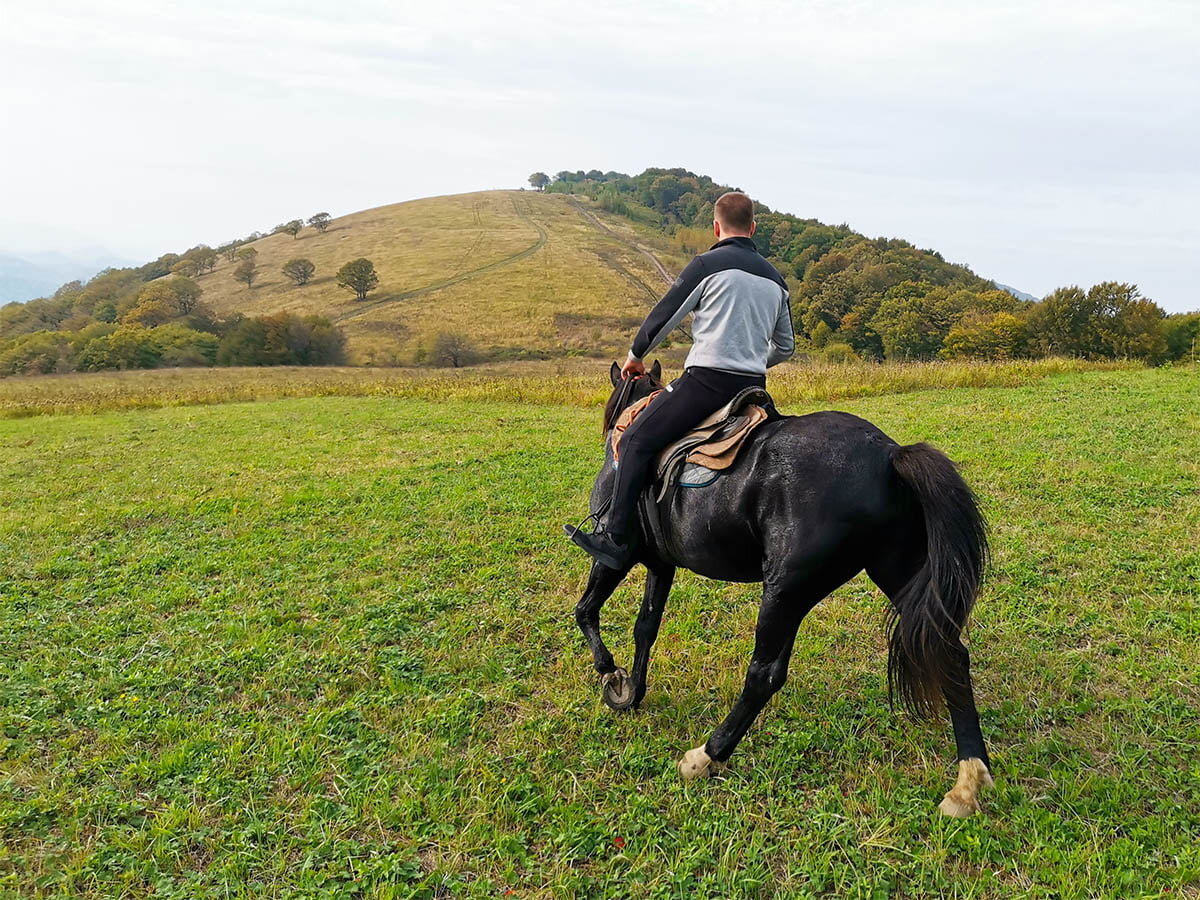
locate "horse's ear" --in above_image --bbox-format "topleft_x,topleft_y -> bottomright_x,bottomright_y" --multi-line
610,362 -> 621,386
650,360 -> 662,381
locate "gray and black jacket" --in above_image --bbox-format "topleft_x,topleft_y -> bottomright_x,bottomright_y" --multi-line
630,236 -> 794,375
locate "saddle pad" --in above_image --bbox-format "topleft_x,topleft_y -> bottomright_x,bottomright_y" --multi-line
610,390 -> 662,461
677,461 -> 722,488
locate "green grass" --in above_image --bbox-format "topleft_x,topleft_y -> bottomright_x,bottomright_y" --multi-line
1,366 -> 1197,897
191,191 -> 689,365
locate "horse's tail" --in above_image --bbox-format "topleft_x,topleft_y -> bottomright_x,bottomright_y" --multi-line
887,442 -> 989,718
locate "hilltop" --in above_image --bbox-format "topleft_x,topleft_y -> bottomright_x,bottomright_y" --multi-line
191,191 -> 692,365
3,168 -> 1194,374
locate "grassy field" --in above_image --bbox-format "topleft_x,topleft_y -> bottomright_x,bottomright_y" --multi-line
191,191 -> 689,365
0,357 -> 1136,419
1,365 -> 1197,897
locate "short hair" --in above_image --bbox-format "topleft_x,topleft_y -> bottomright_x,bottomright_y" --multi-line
714,191 -> 755,233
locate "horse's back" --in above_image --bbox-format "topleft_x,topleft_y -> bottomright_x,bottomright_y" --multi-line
663,410 -> 910,581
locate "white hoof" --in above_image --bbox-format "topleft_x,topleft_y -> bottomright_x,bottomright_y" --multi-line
938,758 -> 994,817
678,745 -> 724,780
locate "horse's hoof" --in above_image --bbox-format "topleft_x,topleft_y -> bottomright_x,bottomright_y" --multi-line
601,667 -> 635,710
938,758 -> 994,817
678,745 -> 725,780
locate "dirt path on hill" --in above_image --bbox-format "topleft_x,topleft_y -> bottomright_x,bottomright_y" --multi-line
333,196 -> 547,324
566,198 -> 675,286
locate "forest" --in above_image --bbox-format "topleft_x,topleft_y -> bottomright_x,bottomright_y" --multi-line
0,223 -> 347,376
541,169 -> 1199,364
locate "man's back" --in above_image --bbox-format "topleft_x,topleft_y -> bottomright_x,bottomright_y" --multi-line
631,235 -> 793,375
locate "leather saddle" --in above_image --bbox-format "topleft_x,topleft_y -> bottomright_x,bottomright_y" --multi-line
612,386 -> 781,555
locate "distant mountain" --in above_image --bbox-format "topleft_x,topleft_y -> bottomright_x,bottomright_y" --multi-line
992,281 -> 1039,302
0,251 -> 133,304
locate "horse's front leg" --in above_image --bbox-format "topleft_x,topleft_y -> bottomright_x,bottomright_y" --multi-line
574,559 -> 632,683
605,562 -> 675,711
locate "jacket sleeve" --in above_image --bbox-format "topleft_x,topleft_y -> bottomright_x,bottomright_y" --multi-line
766,289 -> 795,367
630,256 -> 707,359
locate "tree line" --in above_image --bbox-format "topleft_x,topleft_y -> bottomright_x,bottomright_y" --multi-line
0,208 -> 391,377
0,272 -> 346,376
534,168 -> 1198,363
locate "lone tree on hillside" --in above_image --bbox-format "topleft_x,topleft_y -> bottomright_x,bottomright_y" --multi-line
529,172 -> 550,192
308,212 -> 332,233
282,258 -> 316,286
234,259 -> 258,288
235,246 -> 259,262
432,332 -> 476,367
336,258 -> 379,301
278,219 -> 305,239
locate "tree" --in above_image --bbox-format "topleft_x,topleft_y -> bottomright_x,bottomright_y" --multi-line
218,241 -> 240,262
234,259 -> 258,288
168,276 -> 203,314
282,258 -> 316,286
216,318 -> 267,365
130,277 -> 202,319
189,246 -> 218,274
336,258 -> 379,301
431,332 -> 476,367
1026,286 -> 1098,357
279,219 -> 304,239
308,212 -> 332,233
171,259 -> 199,278
1164,313 -> 1200,362
941,312 -> 1029,359
123,297 -> 176,327
76,326 -> 163,371
528,172 -> 550,192
235,246 -> 259,262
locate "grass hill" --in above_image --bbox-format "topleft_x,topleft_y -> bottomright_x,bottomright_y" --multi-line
7,168 -> 1191,374
193,191 -> 693,365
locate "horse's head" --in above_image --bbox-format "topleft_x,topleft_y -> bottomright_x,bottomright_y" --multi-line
602,360 -> 663,434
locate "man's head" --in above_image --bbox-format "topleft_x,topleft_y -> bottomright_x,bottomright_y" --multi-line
713,191 -> 756,240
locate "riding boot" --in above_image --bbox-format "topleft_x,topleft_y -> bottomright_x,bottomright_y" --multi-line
562,525 -> 635,570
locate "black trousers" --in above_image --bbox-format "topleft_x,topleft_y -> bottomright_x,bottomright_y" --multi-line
608,366 -> 766,538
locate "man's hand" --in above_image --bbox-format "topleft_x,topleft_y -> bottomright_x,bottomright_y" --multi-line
620,352 -> 646,379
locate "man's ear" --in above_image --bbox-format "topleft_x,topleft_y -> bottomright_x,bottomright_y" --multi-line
610,361 -> 621,386
650,360 -> 662,381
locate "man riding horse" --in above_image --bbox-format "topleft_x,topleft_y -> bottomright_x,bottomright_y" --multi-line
565,193 -> 994,815
565,191 -> 795,568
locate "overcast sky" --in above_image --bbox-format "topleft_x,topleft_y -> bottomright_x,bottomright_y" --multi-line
2,0 -> 1197,311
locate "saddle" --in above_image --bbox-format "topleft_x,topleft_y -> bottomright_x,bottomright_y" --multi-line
611,387 -> 780,555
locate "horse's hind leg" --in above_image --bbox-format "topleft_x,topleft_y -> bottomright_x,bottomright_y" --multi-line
678,576 -> 824,779
867,550 -> 993,816
937,643 -> 994,817
575,560 -> 631,680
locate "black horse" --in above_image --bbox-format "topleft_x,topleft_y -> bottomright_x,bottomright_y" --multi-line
574,363 -> 995,816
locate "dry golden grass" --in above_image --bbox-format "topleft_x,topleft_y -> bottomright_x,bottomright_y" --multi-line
0,357 -> 1140,419
194,191 -> 689,365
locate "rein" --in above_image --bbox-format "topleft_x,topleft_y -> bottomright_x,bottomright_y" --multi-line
582,374 -> 653,533
605,373 -> 654,434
